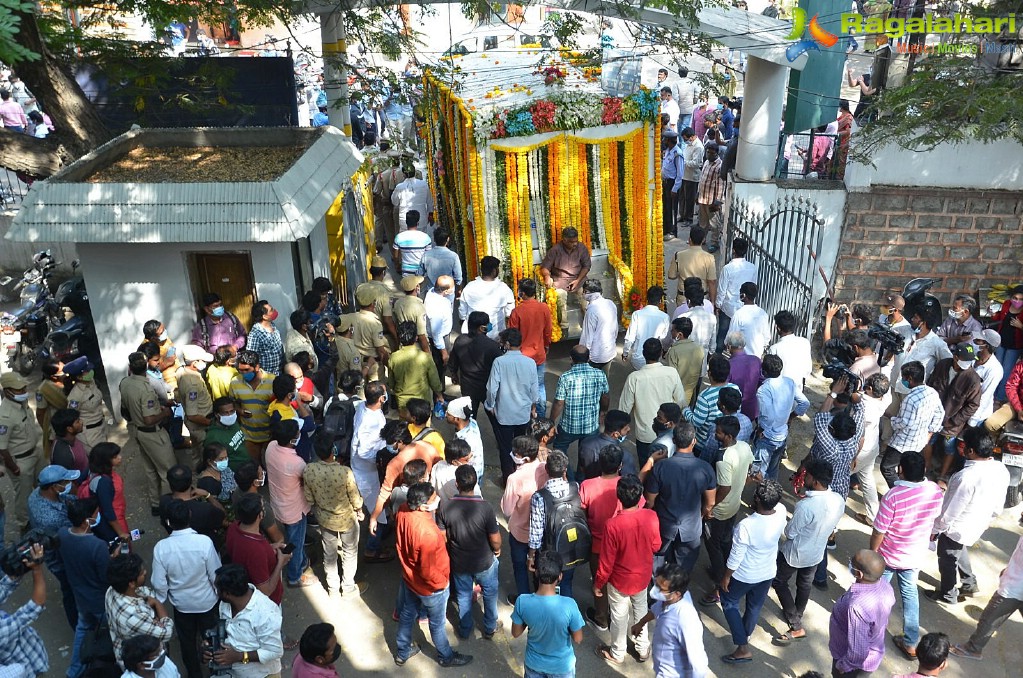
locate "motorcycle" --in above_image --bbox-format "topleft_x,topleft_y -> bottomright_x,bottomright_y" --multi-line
0,251 -> 64,375
41,260 -> 102,375
996,421 -> 1023,508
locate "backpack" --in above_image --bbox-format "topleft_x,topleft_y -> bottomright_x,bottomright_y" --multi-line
320,396 -> 359,465
539,483 -> 592,569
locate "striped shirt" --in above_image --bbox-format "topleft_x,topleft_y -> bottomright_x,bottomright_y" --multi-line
229,372 -> 276,443
873,480 -> 944,571
683,384 -> 740,446
829,580 -> 896,674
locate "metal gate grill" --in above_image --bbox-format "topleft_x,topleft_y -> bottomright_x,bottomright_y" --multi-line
726,195 -> 824,340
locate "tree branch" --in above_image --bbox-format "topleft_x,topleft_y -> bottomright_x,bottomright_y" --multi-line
0,130 -> 64,177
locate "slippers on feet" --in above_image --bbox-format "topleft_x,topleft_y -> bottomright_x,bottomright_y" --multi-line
773,631 -> 807,645
721,654 -> 753,664
594,645 -> 624,665
950,644 -> 982,660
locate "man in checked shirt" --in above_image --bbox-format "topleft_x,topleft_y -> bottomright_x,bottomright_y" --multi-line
879,361 -> 945,490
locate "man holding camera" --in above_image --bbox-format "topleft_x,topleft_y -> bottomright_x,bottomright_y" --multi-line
0,542 -> 48,675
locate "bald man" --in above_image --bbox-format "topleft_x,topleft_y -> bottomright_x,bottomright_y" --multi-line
424,275 -> 456,389
829,549 -> 896,677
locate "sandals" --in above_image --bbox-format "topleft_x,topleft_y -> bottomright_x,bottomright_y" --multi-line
893,636 -> 917,659
594,645 -> 624,665
721,654 -> 753,664
773,630 -> 807,646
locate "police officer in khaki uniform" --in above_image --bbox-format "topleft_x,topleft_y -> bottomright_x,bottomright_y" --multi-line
35,360 -> 66,458
119,351 -> 176,513
356,255 -> 398,341
64,356 -> 108,451
353,287 -> 390,382
393,275 -> 432,353
0,372 -> 47,531
176,344 -> 215,466
334,314 -> 364,383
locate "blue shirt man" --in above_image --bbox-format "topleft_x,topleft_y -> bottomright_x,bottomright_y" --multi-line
754,354 -> 811,479
511,551 -> 584,676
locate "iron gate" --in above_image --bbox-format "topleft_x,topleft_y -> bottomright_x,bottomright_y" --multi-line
726,195 -> 824,340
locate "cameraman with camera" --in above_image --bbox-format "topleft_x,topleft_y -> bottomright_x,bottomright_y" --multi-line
206,564 -> 283,677
0,541 -> 48,675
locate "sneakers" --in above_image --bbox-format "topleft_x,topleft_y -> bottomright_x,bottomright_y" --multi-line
926,589 -> 964,605
341,581 -> 369,597
287,573 -> 317,588
394,643 -> 421,666
481,620 -> 504,640
586,607 -> 609,632
438,652 -> 473,668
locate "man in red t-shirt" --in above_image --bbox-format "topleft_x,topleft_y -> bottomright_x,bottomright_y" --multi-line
393,483 -> 472,668
580,445 -> 628,631
225,493 -> 290,605
507,279 -> 552,417
593,475 -> 662,664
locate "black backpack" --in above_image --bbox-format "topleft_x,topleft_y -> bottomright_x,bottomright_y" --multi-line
320,396 -> 359,465
539,483 -> 592,569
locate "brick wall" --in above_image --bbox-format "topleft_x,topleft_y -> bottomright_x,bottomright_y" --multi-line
833,187 -> 1023,305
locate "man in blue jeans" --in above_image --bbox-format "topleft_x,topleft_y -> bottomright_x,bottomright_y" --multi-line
393,482 -> 473,668
512,551 -> 585,678
753,354 -> 810,480
59,497 -> 111,678
437,465 -> 502,639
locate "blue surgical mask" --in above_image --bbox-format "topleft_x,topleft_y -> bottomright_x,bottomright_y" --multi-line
485,323 -> 493,333
59,482 -> 73,496
211,306 -> 226,318
901,379 -> 911,389
214,459 -> 229,472
90,514 -> 101,528
220,413 -> 238,427
242,371 -> 256,382
147,368 -> 162,379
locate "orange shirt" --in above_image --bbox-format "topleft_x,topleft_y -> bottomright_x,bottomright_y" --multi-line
381,441 -> 442,497
508,298 -> 552,366
395,505 -> 450,596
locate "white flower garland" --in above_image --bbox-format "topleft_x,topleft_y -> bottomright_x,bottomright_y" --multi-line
592,142 -> 606,251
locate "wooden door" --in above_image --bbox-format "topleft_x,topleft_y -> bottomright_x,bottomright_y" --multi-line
193,252 -> 256,329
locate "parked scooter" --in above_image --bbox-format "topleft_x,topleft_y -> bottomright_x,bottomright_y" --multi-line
901,277 -> 943,318
995,421 -> 1023,508
0,251 -> 64,375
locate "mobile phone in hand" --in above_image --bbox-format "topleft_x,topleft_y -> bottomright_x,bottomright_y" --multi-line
281,543 -> 296,555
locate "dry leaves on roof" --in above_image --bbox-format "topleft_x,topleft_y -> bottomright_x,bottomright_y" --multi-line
85,145 -> 306,183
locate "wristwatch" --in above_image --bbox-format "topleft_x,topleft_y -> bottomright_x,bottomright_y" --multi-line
242,651 -> 250,664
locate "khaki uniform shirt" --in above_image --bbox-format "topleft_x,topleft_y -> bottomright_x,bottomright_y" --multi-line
0,398 -> 41,455
177,369 -> 214,420
356,280 -> 395,325
67,380 -> 106,426
119,374 -> 163,428
665,339 -> 706,404
36,379 -> 67,451
392,295 -> 428,336
668,246 -> 718,292
352,310 -> 387,357
334,336 -> 363,380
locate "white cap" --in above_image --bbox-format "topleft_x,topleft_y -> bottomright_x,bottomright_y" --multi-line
180,344 -> 215,363
446,396 -> 473,420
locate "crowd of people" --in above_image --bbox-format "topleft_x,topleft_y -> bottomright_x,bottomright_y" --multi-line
0,70 -> 53,140
0,208 -> 1021,678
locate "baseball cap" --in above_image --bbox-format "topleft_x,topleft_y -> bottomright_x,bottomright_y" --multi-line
400,275 -> 424,292
953,342 -> 976,361
882,293 -> 905,310
662,129 -> 678,139
977,328 -> 1002,348
180,345 -> 215,363
0,373 -> 28,389
38,465 -> 80,486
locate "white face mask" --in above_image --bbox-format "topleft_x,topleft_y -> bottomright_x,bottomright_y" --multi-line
956,360 -> 973,370
295,377 -> 305,390
510,453 -> 528,466
425,499 -> 440,512
649,585 -> 669,602
220,413 -> 238,427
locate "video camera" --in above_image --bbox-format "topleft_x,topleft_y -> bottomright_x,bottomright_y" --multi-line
822,362 -> 862,394
203,620 -> 231,676
0,530 -> 55,578
820,338 -> 862,393
867,323 -> 906,356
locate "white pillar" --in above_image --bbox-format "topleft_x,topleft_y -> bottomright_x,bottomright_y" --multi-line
735,55 -> 787,182
320,12 -> 351,135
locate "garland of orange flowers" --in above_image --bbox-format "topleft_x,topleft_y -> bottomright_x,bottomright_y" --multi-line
506,151 -> 520,286
517,151 -> 531,287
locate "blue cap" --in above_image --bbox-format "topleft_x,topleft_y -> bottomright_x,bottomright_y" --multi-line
38,465 -> 80,486
64,356 -> 93,377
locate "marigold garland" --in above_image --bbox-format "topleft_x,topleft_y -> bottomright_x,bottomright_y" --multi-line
546,287 -> 562,342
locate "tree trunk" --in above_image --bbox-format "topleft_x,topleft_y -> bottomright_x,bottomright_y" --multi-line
1,9 -> 113,177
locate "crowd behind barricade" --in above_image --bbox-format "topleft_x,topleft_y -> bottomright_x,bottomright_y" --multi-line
0,217 -> 1020,677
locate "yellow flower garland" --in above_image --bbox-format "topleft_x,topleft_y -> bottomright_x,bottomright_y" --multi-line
547,287 -> 562,342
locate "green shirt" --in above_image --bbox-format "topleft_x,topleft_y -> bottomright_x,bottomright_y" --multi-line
386,345 -> 441,409
205,422 -> 249,470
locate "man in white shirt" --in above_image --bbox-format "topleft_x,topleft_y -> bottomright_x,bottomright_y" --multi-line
391,169 -> 435,232
771,459 -> 845,642
152,499 -> 222,678
969,329 -> 1004,428
720,479 -> 787,663
952,534 -> 1023,660
391,210 -> 432,277
676,68 -> 700,128
928,427 -> 1010,605
716,238 -> 758,352
459,256 -> 516,340
351,382 -> 391,561
766,310 -> 812,386
728,282 -> 772,358
424,275 -> 455,383
659,87 -> 680,131
210,564 -> 284,677
680,284 -> 717,370
578,279 -> 619,372
623,286 -> 670,371
679,128 -> 704,226
853,374 -> 892,526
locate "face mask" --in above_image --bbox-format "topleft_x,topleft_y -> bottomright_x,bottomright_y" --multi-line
242,371 -> 256,382
147,368 -> 162,378
290,436 -> 301,447
616,434 -> 628,443
211,306 -> 226,318
193,361 -> 207,372
848,561 -> 859,578
90,514 -> 102,528
59,482 -> 73,496
295,377 -> 305,390
159,331 -> 168,342
949,309 -> 964,320
649,585 -> 669,602
913,327 -> 922,335
80,370 -> 94,382
652,420 -> 669,434
214,459 -> 229,472
901,379 -> 911,389
141,649 -> 167,671
511,453 -> 528,466
485,322 -> 494,333
10,393 -> 28,403
425,499 -> 440,512
220,413 -> 238,426
1011,299 -> 1023,310
267,309 -> 280,322
255,475 -> 265,487
956,360 -> 973,370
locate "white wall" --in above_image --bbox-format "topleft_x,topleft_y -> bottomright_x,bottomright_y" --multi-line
846,138 -> 1023,192
0,214 -> 78,277
78,241 -> 304,415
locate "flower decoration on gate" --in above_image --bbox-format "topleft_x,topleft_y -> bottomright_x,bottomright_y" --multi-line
505,111 -> 536,136
601,97 -> 623,125
530,100 -> 557,132
538,65 -> 567,86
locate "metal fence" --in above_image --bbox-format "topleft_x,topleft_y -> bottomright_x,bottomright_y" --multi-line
775,131 -> 843,181
0,170 -> 29,211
